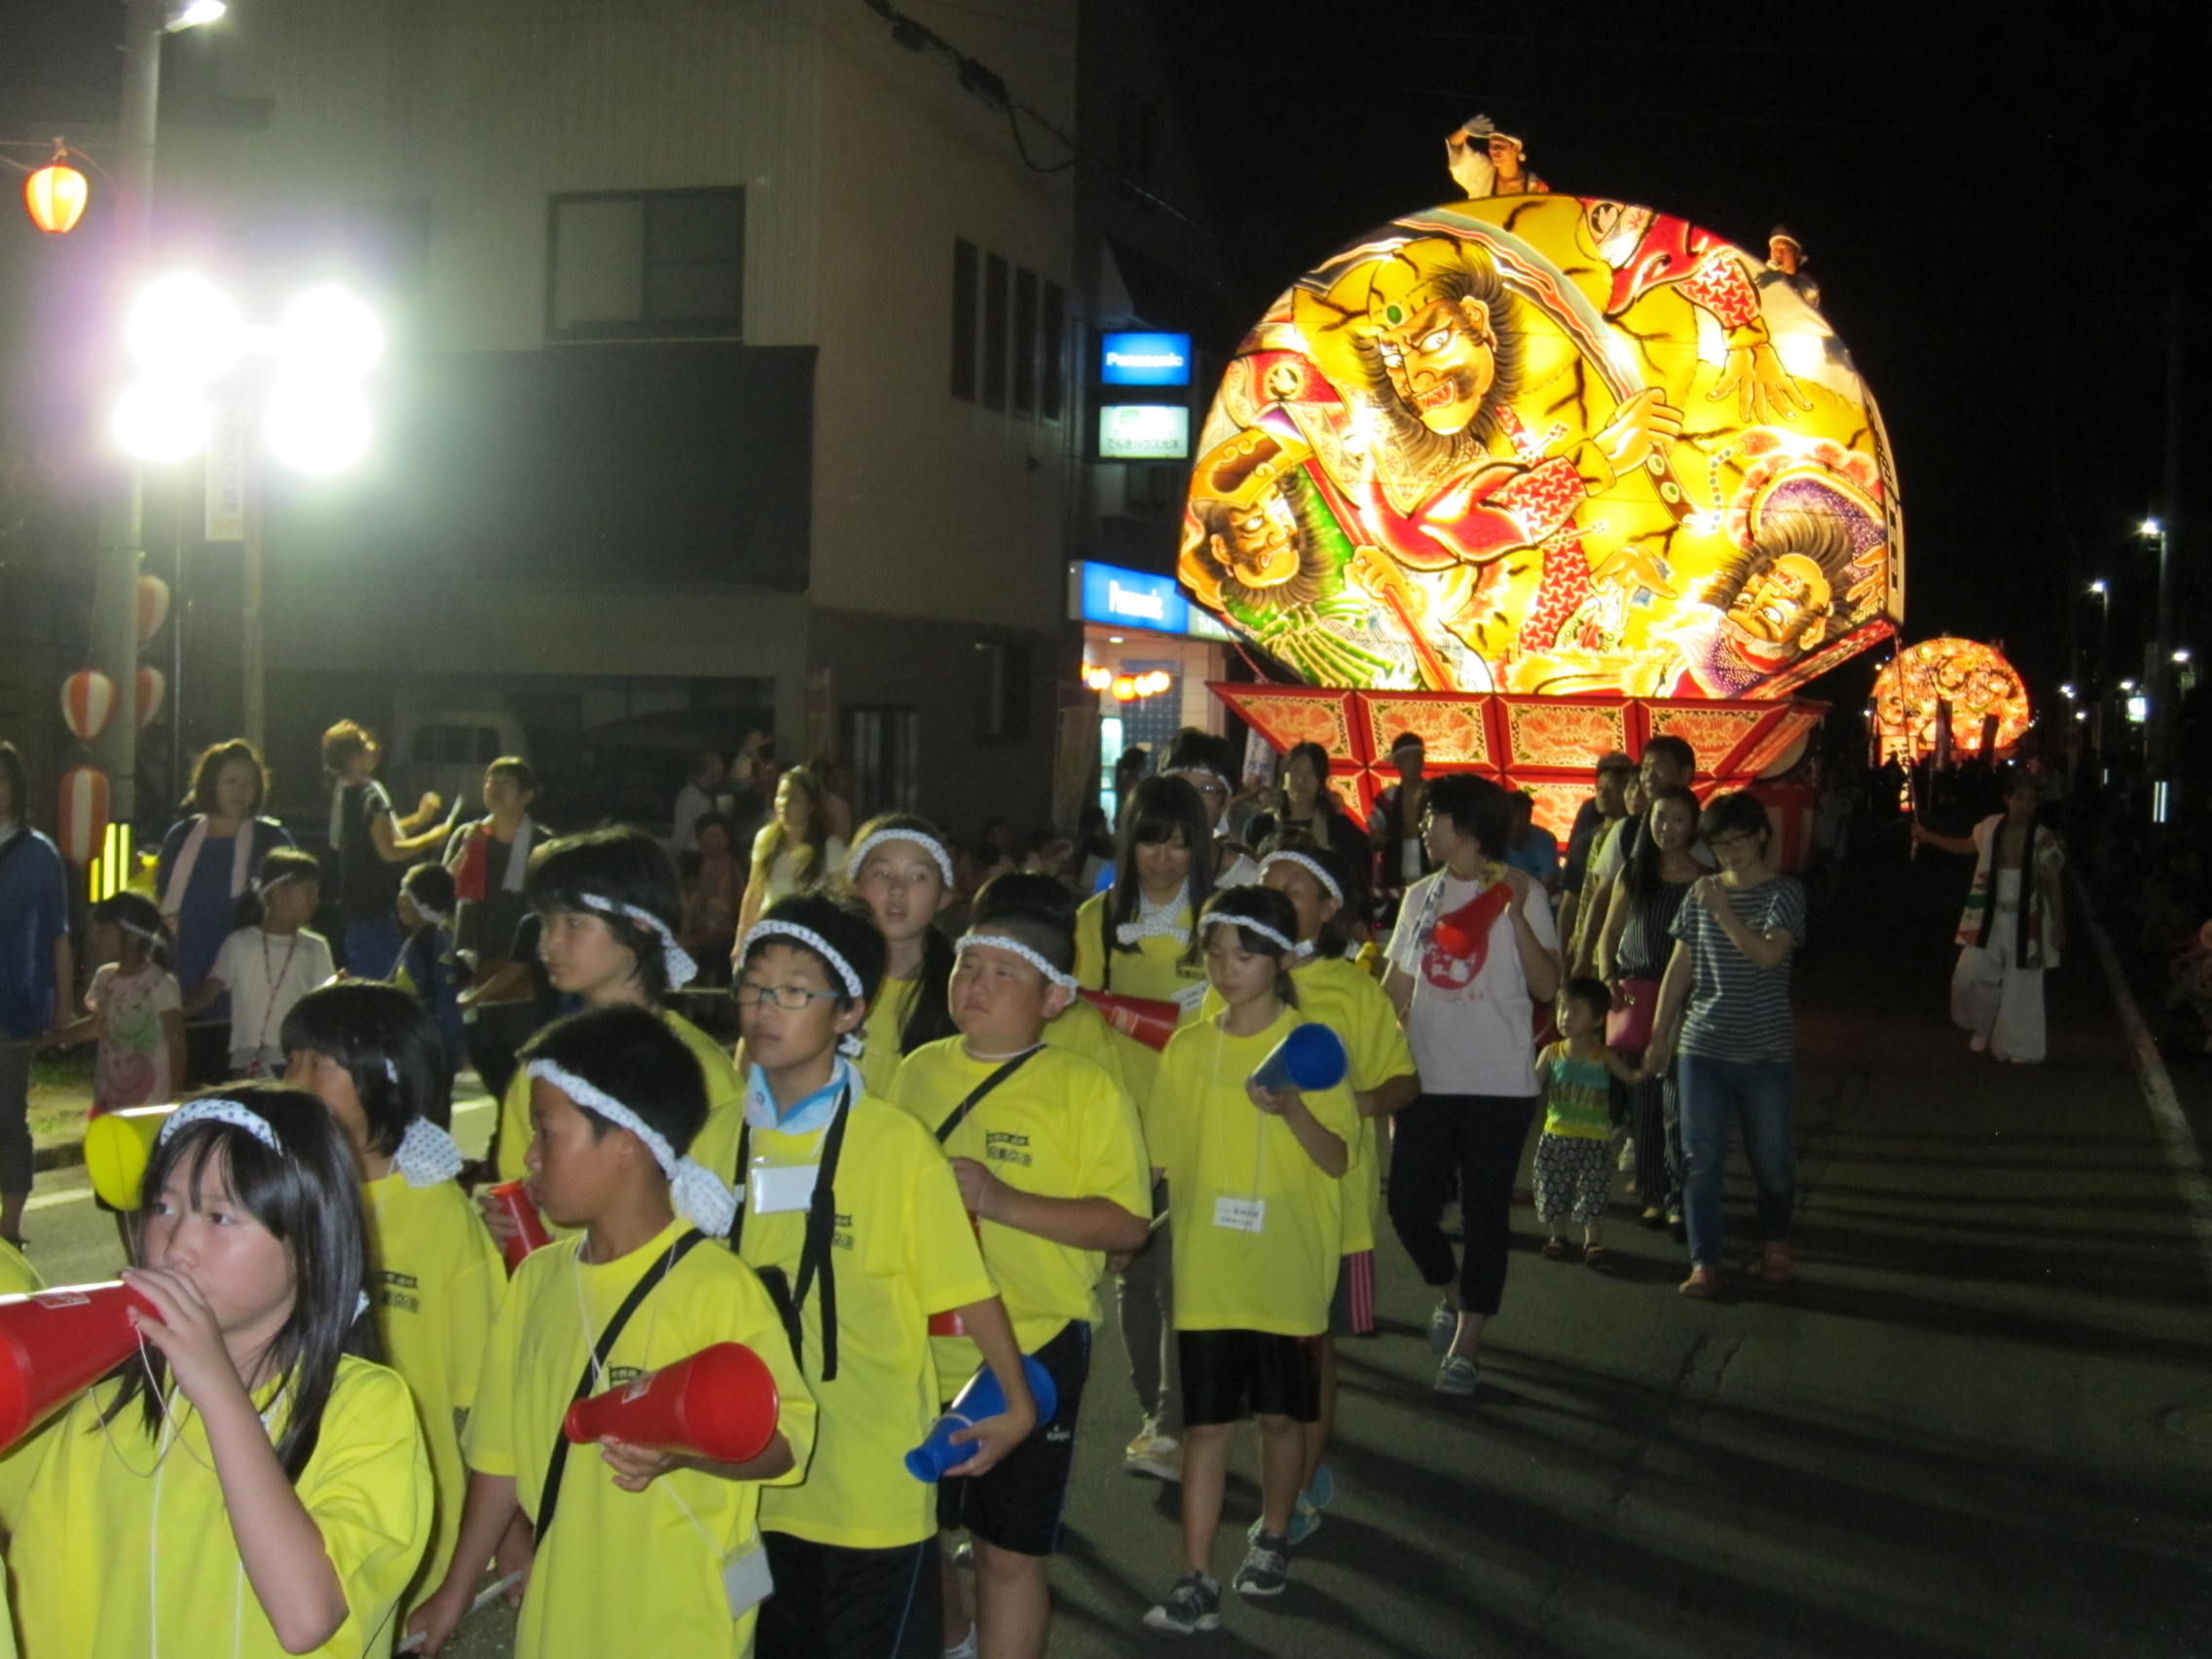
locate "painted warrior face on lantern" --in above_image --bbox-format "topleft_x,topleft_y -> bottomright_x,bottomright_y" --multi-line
1374,296 -> 1497,436
1723,553 -> 1831,653
1213,492 -> 1302,588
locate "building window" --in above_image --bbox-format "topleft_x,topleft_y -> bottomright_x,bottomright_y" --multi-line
975,638 -> 1032,743
1041,281 -> 1065,422
547,188 -> 745,343
951,240 -> 979,401
845,705 -> 920,816
1013,269 -> 1038,416
982,255 -> 1010,412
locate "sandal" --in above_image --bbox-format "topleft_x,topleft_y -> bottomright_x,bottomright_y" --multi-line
1757,1242 -> 1796,1285
1677,1265 -> 1723,1299
1540,1236 -> 1571,1260
1638,1206 -> 1667,1230
1584,1245 -> 1614,1268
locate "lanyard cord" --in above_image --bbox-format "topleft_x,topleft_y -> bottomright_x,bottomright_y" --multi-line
253,929 -> 302,1058
730,1084 -> 852,1381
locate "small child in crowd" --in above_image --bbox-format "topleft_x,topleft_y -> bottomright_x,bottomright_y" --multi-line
49,891 -> 184,1114
187,846 -> 334,1079
395,860 -> 466,1082
1533,977 -> 1640,1265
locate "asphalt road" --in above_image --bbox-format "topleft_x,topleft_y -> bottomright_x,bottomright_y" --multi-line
15,845 -> 2211,1657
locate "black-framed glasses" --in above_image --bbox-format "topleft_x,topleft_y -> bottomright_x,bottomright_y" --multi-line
733,981 -> 841,1011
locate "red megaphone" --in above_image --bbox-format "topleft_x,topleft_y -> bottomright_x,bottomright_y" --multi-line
1431,884 -> 1511,962
0,1281 -> 159,1451
562,1342 -> 780,1464
1081,988 -> 1182,1052
486,1181 -> 552,1272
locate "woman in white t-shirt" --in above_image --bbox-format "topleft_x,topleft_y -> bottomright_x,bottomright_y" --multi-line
1383,774 -> 1561,1398
735,763 -> 847,940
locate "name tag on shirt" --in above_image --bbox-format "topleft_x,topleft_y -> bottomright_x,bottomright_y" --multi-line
723,1540 -> 774,1616
1213,1196 -> 1266,1234
750,1162 -> 818,1214
1171,980 -> 1211,1014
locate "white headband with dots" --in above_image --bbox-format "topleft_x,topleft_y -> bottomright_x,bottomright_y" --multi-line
1199,911 -> 1298,954
846,829 -> 954,888
160,1097 -> 280,1154
1165,765 -> 1232,796
526,1060 -> 737,1235
740,919 -> 868,1055
1258,850 -> 1344,905
579,895 -> 698,989
956,933 -> 1080,992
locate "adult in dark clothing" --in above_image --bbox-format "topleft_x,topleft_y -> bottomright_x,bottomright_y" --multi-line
0,742 -> 71,1246
444,755 -> 554,1099
321,719 -> 451,977
1367,731 -> 1434,928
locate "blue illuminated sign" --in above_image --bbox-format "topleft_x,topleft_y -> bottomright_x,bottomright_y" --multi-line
1098,332 -> 1192,387
1072,562 -> 1229,640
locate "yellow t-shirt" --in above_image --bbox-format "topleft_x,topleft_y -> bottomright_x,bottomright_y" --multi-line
14,1356 -> 431,1659
496,1006 -> 741,1183
708,1092 -> 997,1550
0,1241 -> 40,1297
360,1169 -> 504,1612
855,974 -> 921,1099
1150,1009 -> 1358,1338
465,1220 -> 814,1659
1073,892 -> 1205,1115
1198,955 -> 1414,1255
1041,994 -> 1128,1091
889,1040 -> 1151,1373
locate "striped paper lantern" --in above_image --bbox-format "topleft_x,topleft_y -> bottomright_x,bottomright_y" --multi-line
59,669 -> 118,743
56,766 -> 110,866
135,665 -> 166,730
136,573 -> 172,644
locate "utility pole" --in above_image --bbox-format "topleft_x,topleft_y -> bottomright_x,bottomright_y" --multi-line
2154,284 -> 2182,782
86,0 -> 166,830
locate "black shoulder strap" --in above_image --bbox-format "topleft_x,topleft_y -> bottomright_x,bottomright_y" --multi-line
727,1085 -> 854,1382
535,1229 -> 708,1541
935,1047 -> 1044,1145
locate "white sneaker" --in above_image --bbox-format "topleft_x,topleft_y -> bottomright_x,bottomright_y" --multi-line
1427,1301 -> 1457,1355
943,1627 -> 978,1659
1434,1353 -> 1478,1396
1124,1420 -> 1183,1483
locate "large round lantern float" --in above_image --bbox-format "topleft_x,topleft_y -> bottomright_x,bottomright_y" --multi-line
1178,160 -> 1904,833
22,150 -> 89,236
1871,638 -> 2029,765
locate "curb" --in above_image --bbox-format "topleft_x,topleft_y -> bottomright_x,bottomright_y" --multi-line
32,1137 -> 87,1176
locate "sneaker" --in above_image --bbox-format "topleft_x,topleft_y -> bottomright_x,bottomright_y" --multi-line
1143,1572 -> 1221,1634
1234,1531 -> 1292,1598
1757,1241 -> 1796,1284
950,1537 -> 974,1568
1678,1265 -> 1723,1299
1427,1301 -> 1457,1354
1247,1499 -> 1321,1548
1434,1353 -> 1478,1396
1616,1135 -> 1636,1172
1124,1421 -> 1183,1483
943,1627 -> 978,1659
1304,1463 -> 1336,1509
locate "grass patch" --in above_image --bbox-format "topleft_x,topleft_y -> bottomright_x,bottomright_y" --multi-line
28,1046 -> 92,1139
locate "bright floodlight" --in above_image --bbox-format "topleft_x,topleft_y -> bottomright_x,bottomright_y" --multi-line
264,379 -> 372,475
2141,518 -> 2162,537
2088,578 -> 2108,595
2058,682 -> 2076,699
166,0 -> 226,30
276,286 -> 385,379
126,274 -> 242,383
111,379 -> 211,462
2175,649 -> 2193,664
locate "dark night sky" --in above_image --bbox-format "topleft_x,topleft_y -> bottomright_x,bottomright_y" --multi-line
5,2 -> 2206,708
1148,2 -> 2211,703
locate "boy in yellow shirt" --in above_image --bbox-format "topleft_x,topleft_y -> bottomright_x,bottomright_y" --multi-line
704,893 -> 1037,1659
890,873 -> 1152,1659
1141,886 -> 1357,1636
408,1005 -> 813,1658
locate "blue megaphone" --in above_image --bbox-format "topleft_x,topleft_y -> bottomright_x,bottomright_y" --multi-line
904,1356 -> 1058,1483
1249,1023 -> 1348,1094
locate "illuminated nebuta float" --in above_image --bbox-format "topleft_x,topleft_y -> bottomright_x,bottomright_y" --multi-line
1181,122 -> 1904,830
1871,638 -> 2029,765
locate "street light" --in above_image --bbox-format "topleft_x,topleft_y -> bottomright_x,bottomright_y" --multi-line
166,0 -> 227,29
2141,518 -> 2162,537
2088,578 -> 2108,595
2058,682 -> 2076,699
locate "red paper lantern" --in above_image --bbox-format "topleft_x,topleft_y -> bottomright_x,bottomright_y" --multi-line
135,665 -> 166,730
135,573 -> 172,644
56,766 -> 110,866
59,670 -> 118,743
23,160 -> 89,236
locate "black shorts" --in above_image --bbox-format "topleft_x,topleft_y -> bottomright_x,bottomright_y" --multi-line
756,1530 -> 941,1659
937,1319 -> 1089,1557
1178,1327 -> 1322,1426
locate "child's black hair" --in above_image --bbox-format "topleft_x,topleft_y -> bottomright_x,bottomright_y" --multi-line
520,1003 -> 709,1157
1257,833 -> 1354,959
1563,974 -> 1612,1022
1424,774 -> 1511,859
845,813 -> 959,1056
91,891 -> 173,972
968,870 -> 1080,977
1106,774 -> 1213,964
1198,885 -> 1302,1009
525,827 -> 686,999
1698,790 -> 1772,850
234,845 -> 324,930
281,979 -> 453,1147
741,891 -> 887,1014
108,1085 -> 375,1482
401,860 -> 457,925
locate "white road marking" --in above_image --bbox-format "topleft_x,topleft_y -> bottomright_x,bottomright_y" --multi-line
2080,879 -> 2212,1286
